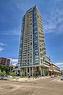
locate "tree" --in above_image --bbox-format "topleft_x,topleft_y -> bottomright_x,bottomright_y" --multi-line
9,72 -> 16,76
2,71 -> 6,76
0,65 -> 10,75
0,70 -> 2,76
0,70 -> 6,76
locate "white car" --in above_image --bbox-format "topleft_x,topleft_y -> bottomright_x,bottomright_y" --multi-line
51,75 -> 54,78
0,76 -> 8,80
61,76 -> 63,80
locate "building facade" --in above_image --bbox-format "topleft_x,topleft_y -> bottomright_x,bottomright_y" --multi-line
0,57 -> 10,66
18,6 -> 60,77
49,64 -> 61,76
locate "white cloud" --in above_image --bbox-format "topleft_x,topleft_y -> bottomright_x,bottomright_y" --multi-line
0,42 -> 6,52
44,5 -> 63,34
0,47 -> 4,52
10,58 -> 18,66
1,29 -> 20,36
55,62 -> 63,65
55,62 -> 63,70
12,58 -> 18,63
44,24 -> 56,33
0,42 -> 6,46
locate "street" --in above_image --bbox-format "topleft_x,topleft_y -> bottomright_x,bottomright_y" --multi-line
0,77 -> 63,95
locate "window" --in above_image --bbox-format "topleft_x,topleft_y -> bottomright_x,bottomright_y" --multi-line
34,60 -> 39,64
40,53 -> 43,57
30,59 -> 32,63
35,55 -> 39,59
34,30 -> 37,33
34,26 -> 37,31
41,59 -> 42,63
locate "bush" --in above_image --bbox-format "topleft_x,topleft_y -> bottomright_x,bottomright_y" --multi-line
9,72 -> 16,76
0,70 -> 6,76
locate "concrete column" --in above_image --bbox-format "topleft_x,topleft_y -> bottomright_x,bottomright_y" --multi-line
20,68 -> 22,77
47,68 -> 49,76
29,67 -> 31,76
41,67 -> 43,76
32,67 -> 33,76
43,69 -> 45,76
26,67 -> 28,76
48,70 -> 49,76
41,68 -> 45,76
39,67 -> 42,76
24,68 -> 26,76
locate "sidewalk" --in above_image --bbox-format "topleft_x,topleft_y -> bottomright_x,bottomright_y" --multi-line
9,76 -> 50,82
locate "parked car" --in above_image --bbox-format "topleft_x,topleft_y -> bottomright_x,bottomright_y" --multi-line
0,76 -> 3,80
3,76 -> 8,80
0,76 -> 8,80
7,75 -> 12,78
51,75 -> 54,78
61,76 -> 63,80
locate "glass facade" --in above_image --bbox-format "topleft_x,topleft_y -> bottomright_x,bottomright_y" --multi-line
18,6 -> 60,77
19,6 -> 46,66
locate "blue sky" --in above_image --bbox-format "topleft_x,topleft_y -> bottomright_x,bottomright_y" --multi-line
0,0 -> 63,66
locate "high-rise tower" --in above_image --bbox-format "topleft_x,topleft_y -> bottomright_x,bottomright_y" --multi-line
18,6 -> 49,76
